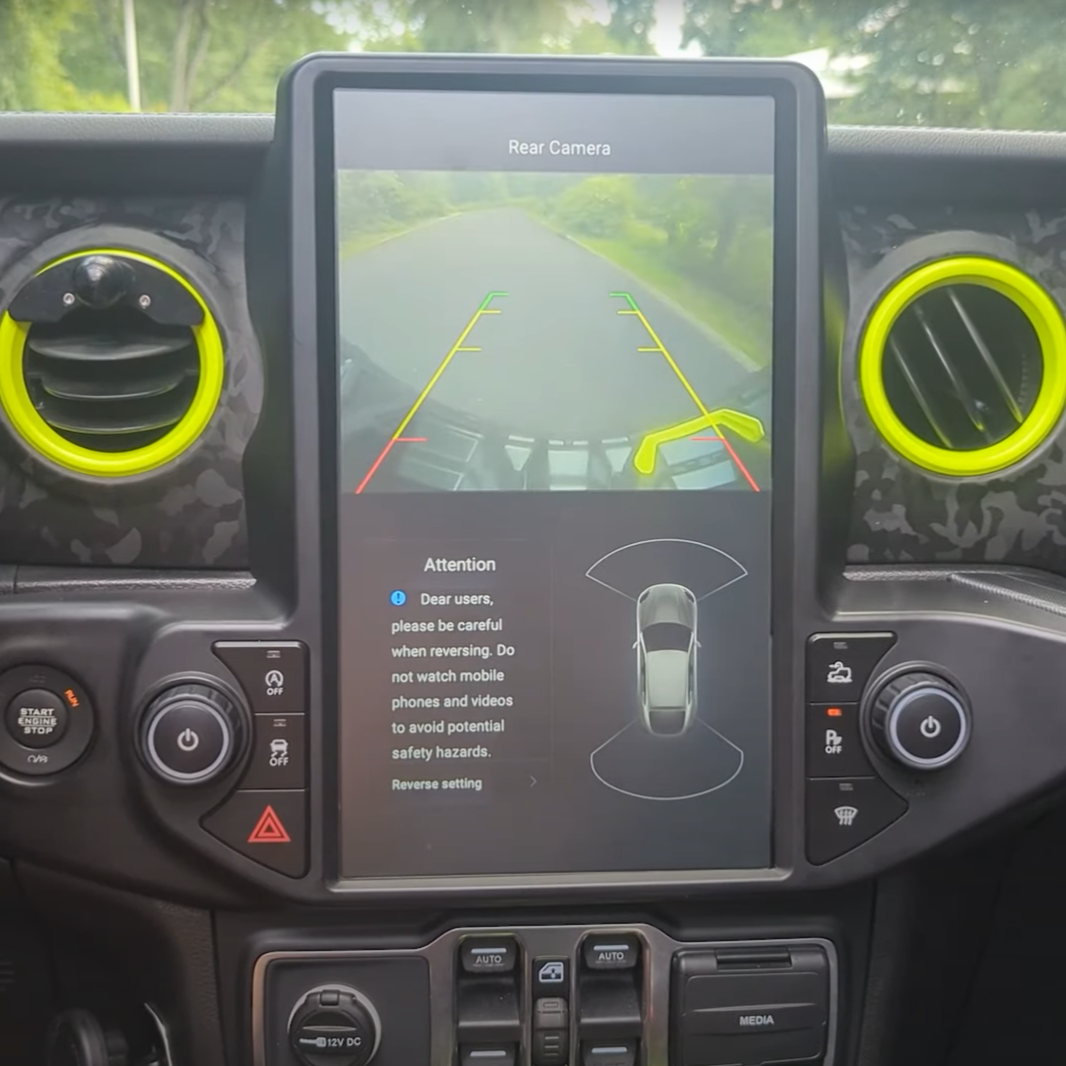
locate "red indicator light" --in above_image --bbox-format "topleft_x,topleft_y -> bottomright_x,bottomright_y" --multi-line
826,707 -> 843,717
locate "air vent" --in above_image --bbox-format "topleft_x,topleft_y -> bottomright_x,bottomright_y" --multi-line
0,249 -> 224,477
860,256 -> 1066,477
24,307 -> 199,452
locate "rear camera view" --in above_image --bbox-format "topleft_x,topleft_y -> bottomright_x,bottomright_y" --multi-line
336,89 -> 774,879
337,170 -> 772,493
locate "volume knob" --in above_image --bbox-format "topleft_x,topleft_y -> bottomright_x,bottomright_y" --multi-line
868,671 -> 970,770
140,682 -> 245,785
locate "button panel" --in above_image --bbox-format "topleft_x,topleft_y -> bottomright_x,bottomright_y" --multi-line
257,926 -> 837,1066
806,777 -> 908,865
806,632 -> 896,703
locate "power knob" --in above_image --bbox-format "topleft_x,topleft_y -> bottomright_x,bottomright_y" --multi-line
140,682 -> 245,785
868,671 -> 971,770
289,986 -> 381,1066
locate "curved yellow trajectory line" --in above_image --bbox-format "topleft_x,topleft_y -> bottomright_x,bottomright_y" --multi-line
609,292 -> 765,482
633,409 -> 766,475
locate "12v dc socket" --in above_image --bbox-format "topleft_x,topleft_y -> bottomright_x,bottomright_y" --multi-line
289,986 -> 381,1066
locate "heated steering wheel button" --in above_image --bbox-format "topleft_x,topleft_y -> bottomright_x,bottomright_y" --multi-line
148,702 -> 229,779
5,689 -> 69,748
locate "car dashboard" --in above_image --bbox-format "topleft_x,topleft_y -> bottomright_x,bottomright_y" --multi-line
1,55 -> 1065,1066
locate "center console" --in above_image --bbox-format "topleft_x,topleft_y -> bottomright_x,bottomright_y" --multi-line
4,52 -> 1066,1066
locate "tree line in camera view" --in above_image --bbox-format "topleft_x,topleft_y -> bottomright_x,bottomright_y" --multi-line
338,169 -> 773,368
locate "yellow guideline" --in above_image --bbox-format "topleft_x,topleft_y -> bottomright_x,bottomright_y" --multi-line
633,409 -> 766,476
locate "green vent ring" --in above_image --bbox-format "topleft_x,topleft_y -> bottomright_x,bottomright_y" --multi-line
859,255 -> 1066,477
0,248 -> 224,478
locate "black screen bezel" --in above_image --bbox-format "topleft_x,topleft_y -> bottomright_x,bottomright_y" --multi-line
306,58 -> 813,894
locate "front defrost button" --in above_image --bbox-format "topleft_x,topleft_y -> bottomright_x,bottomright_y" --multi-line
806,778 -> 907,864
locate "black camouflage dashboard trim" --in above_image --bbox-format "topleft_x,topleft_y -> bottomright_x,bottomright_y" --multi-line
0,197 -> 262,569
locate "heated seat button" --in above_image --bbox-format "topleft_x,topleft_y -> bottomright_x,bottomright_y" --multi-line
213,641 -> 307,715
242,713 -> 306,790
201,789 -> 307,877
5,689 -> 68,748
806,778 -> 907,864
807,633 -> 896,702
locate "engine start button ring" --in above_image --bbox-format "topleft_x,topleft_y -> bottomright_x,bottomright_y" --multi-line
0,664 -> 95,777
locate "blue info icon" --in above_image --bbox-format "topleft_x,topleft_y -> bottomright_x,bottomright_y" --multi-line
389,590 -> 407,606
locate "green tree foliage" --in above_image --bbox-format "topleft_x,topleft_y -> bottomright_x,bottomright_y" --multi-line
7,0 -> 1066,131
61,0 -> 347,112
555,174 -> 637,237
680,0 -> 1066,131
350,0 -> 576,53
0,0 -> 123,110
604,0 -> 657,54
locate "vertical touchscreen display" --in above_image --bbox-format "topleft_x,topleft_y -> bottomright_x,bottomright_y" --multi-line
334,88 -> 775,879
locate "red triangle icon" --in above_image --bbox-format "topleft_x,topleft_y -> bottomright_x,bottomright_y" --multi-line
247,805 -> 291,844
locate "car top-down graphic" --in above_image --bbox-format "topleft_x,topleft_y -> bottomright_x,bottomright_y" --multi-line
635,583 -> 699,736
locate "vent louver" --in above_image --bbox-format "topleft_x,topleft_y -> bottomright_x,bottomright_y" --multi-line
883,284 -> 1040,451
24,308 -> 199,452
860,256 -> 1066,477
0,249 -> 224,477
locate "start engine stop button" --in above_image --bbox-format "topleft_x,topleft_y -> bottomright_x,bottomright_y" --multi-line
5,688 -> 69,748
0,665 -> 95,777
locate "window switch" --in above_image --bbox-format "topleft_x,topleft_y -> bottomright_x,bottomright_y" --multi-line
582,1041 -> 636,1066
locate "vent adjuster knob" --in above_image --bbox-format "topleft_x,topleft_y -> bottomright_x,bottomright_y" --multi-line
71,255 -> 134,311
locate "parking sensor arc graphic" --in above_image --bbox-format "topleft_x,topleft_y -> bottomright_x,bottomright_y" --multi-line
585,538 -> 749,602
589,720 -> 746,802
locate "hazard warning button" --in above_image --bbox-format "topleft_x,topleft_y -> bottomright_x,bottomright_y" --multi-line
201,789 -> 307,877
